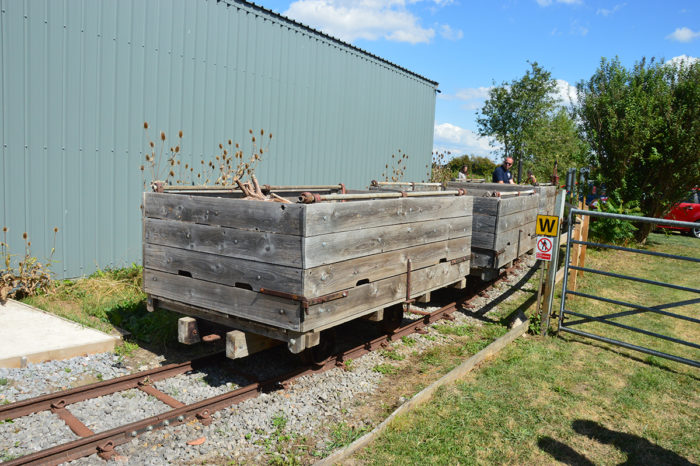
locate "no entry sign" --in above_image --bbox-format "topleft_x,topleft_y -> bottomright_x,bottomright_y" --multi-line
536,236 -> 553,261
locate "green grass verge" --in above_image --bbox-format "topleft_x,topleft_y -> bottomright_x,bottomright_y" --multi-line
21,264 -> 181,349
358,232 -> 699,465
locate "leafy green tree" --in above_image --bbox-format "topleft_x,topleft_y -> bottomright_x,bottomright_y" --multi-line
577,57 -> 700,241
477,62 -> 561,180
446,154 -> 496,179
522,108 -> 589,183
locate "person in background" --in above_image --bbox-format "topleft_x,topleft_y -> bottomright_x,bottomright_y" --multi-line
492,157 -> 515,184
527,170 -> 538,185
457,165 -> 469,181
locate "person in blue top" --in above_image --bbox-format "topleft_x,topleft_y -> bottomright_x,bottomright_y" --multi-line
492,157 -> 515,184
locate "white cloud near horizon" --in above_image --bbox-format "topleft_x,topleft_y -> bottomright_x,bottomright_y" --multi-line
433,123 -> 496,159
555,79 -> 577,107
666,27 -> 700,43
284,0 -> 458,44
666,55 -> 700,66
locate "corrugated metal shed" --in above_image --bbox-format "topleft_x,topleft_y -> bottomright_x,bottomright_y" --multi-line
0,0 -> 438,278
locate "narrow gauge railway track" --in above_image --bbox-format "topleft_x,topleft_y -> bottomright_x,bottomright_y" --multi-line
1,263 -> 522,465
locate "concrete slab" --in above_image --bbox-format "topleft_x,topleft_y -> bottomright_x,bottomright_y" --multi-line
0,299 -> 121,368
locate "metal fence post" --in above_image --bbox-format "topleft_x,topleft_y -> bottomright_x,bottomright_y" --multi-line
540,189 -> 567,335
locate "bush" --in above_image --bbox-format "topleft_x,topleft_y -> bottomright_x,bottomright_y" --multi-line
588,191 -> 641,245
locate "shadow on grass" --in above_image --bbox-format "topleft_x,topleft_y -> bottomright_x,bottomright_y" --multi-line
555,333 -> 700,382
539,419 -> 695,466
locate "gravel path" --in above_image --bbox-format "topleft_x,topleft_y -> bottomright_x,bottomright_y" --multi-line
0,256 -> 537,464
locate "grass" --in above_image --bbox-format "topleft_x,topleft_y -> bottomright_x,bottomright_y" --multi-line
355,232 -> 699,465
20,264 -> 182,349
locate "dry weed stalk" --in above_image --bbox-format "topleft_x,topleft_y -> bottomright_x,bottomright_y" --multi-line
381,150 -> 409,182
1,227 -> 58,302
142,123 -> 273,188
428,150 -> 452,184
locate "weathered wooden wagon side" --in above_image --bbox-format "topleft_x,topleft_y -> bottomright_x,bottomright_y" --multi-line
447,182 -> 557,216
142,190 -> 472,355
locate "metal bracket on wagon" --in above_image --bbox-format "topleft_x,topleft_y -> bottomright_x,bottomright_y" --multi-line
258,288 -> 349,313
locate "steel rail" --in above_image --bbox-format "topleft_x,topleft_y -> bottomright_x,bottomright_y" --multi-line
3,264 -> 518,465
0,353 -> 224,420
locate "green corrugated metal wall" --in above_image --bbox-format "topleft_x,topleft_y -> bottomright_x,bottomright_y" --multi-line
0,0 -> 437,278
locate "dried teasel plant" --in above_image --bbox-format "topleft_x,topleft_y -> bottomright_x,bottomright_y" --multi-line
1,227 -> 59,302
428,150 -> 452,184
141,123 -> 273,188
381,150 -> 409,182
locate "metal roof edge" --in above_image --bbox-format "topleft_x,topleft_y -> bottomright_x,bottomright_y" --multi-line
213,0 -> 440,88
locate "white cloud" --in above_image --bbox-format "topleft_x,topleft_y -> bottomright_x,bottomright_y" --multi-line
434,123 -> 496,158
666,55 -> 700,67
596,3 -> 626,16
570,20 -> 588,36
438,86 -> 491,109
666,27 -> 700,43
439,24 -> 463,41
284,0 -> 444,44
555,79 -> 577,107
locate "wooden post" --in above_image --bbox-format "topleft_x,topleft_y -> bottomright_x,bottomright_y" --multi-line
568,208 -> 583,293
226,330 -> 282,359
178,317 -> 200,345
577,206 -> 590,276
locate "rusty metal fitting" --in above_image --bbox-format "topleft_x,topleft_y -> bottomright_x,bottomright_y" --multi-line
298,192 -> 319,204
97,441 -> 115,460
151,180 -> 165,193
401,191 -> 408,197
370,179 -> 379,187
339,183 -> 346,194
50,400 -> 66,410
196,409 -> 212,426
456,188 -> 466,196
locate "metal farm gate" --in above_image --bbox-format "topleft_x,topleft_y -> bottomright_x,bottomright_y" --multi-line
558,209 -> 700,368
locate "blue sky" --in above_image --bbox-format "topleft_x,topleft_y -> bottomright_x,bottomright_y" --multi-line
258,0 -> 699,161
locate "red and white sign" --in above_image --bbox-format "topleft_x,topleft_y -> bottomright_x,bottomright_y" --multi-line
536,236 -> 553,261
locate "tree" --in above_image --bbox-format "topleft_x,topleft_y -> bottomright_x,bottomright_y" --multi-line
446,154 -> 496,179
477,62 -> 560,180
577,57 -> 700,242
522,108 -> 589,183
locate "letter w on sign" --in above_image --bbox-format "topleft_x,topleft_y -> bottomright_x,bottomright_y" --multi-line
536,215 -> 559,237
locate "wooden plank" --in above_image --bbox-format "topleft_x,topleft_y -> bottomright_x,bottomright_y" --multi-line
302,261 -> 470,331
472,197 -> 499,216
144,192 -> 305,235
303,240 -> 450,297
303,196 -> 473,236
143,269 -> 302,330
474,210 -> 536,235
303,217 -> 472,268
494,221 -> 536,250
144,243 -> 303,295
447,236 -> 471,261
495,235 -> 536,268
144,217 -> 303,268
498,194 -> 539,216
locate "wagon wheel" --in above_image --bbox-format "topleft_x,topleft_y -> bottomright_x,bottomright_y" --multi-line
382,304 -> 404,333
299,329 -> 336,367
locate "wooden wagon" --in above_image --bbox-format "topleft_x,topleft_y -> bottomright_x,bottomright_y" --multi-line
142,187 -> 473,360
447,182 -> 557,279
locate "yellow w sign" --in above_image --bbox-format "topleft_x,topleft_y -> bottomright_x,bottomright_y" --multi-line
536,215 -> 559,236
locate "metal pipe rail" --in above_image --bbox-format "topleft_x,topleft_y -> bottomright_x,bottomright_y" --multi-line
571,208 -> 700,229
161,184 -> 345,192
298,189 -> 467,203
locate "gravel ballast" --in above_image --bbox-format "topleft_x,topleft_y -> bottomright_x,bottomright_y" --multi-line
0,257 -> 537,464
